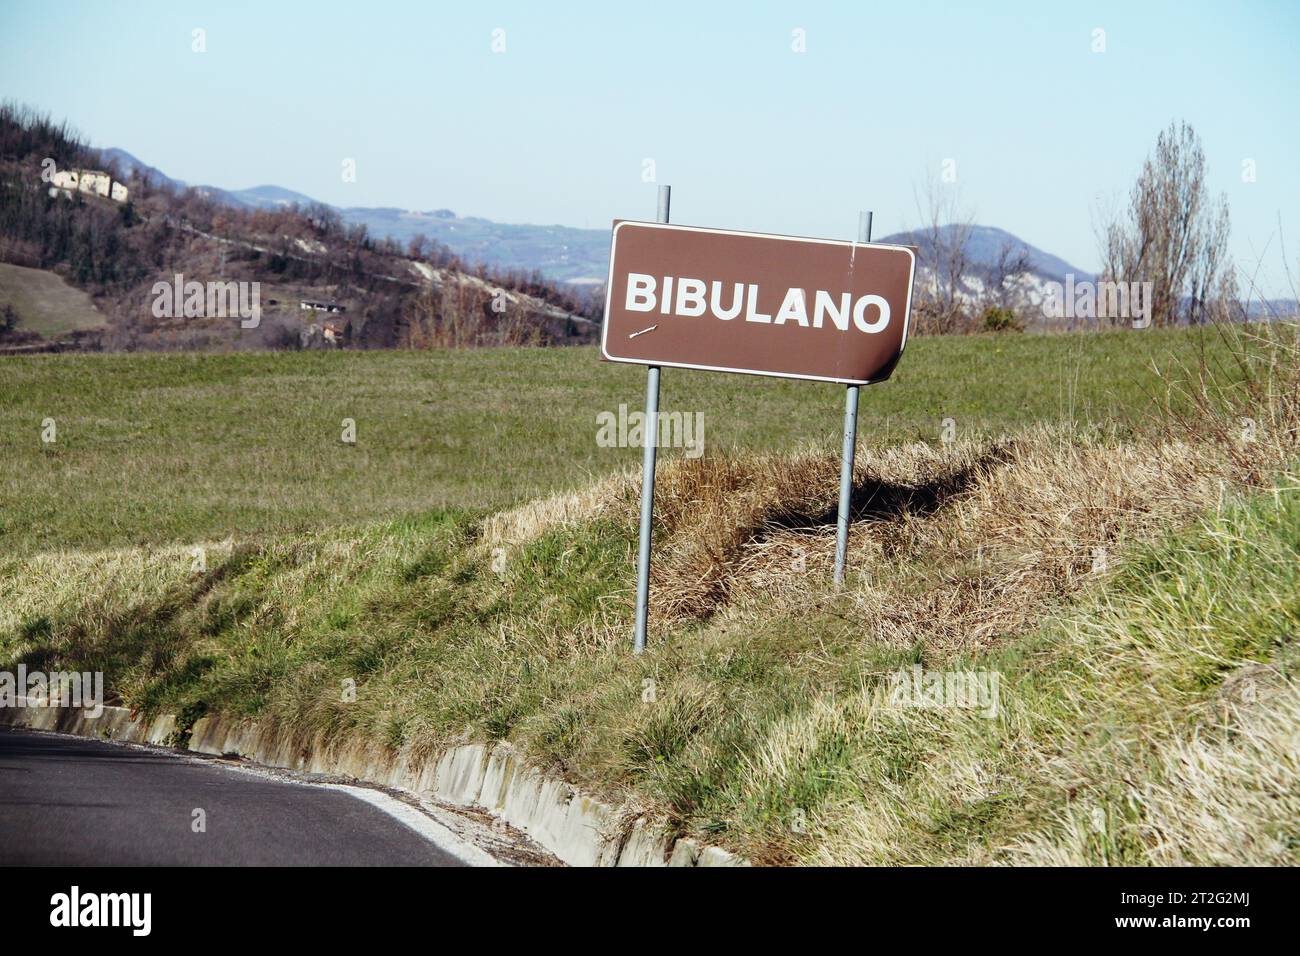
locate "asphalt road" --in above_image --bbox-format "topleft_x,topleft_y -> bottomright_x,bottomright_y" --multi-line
0,727 -> 468,866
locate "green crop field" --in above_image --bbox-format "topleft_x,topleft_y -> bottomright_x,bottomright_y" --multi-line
0,328 -> 1243,556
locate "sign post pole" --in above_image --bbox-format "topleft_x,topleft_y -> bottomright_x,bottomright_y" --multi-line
633,184 -> 671,653
833,210 -> 873,588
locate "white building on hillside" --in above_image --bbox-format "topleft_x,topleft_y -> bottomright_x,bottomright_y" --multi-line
47,168 -> 129,203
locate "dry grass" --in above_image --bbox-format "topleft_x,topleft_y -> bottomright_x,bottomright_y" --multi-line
631,432 -> 1272,660
483,472 -> 631,550
596,326 -> 1299,651
1009,680 -> 1300,867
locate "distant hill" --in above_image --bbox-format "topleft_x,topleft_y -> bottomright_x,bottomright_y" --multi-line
878,223 -> 1093,285
98,149 -> 322,213
99,147 -> 613,283
0,105 -> 597,355
340,207 -> 612,284
224,184 -> 323,209
101,146 -> 1104,290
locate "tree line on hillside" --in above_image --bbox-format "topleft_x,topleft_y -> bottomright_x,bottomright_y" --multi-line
0,102 -> 600,351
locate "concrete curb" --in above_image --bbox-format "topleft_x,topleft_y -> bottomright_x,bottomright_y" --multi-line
0,702 -> 749,867
0,699 -> 176,746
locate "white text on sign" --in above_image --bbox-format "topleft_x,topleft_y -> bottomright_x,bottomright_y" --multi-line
624,274 -> 891,333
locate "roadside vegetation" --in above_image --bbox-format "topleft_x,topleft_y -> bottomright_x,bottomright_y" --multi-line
2,322 -> 1296,865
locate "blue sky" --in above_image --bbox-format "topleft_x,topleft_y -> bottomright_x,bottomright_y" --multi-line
2,0 -> 1297,294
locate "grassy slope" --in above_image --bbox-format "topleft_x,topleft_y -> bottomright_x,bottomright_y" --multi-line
0,329 -> 1249,556
1,452 -> 1295,865
807,476 -> 1300,865
0,261 -> 107,338
1,325 -> 1295,865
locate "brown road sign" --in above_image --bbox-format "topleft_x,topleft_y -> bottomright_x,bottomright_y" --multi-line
601,221 -> 917,385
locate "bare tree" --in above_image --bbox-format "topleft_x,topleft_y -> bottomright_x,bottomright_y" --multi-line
910,177 -> 975,334
1098,121 -> 1234,326
984,240 -> 1033,311
906,178 -> 1035,333
406,233 -> 430,260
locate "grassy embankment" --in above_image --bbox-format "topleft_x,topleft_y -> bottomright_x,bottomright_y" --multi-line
2,325 -> 1297,864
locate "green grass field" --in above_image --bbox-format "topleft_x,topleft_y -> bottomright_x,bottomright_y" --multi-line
0,328 -> 1244,556
0,262 -> 107,339
2,325 -> 1296,865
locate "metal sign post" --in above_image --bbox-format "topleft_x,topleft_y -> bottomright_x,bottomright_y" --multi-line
833,210 -> 873,588
633,184 -> 671,654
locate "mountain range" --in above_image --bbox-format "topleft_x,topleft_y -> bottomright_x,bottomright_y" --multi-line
101,146 -> 1093,289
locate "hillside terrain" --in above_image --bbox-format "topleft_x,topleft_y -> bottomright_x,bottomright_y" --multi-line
101,146 -> 616,285
70,141 -> 1300,340
0,260 -> 105,350
0,107 -> 597,353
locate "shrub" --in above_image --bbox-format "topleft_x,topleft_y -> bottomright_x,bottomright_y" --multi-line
981,305 -> 1024,333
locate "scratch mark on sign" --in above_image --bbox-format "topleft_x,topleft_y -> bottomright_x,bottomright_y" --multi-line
629,325 -> 658,339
